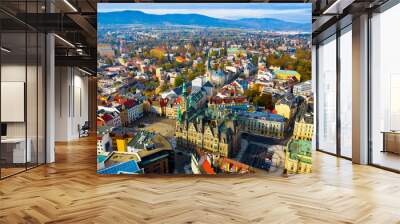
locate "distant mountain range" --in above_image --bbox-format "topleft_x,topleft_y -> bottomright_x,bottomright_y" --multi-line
98,10 -> 311,32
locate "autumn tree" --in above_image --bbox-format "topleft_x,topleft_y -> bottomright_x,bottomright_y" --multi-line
254,93 -> 274,110
174,75 -> 185,88
245,84 -> 261,103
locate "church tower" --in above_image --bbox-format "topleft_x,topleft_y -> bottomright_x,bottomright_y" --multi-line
181,82 -> 188,112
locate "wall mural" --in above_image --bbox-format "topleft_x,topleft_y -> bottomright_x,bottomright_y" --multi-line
96,3 -> 313,175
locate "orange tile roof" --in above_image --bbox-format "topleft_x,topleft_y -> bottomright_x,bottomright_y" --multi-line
202,160 -> 215,174
176,56 -> 186,63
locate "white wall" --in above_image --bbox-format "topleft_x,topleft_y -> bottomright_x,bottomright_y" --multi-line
1,64 -> 26,138
55,67 -> 89,141
1,63 -> 46,164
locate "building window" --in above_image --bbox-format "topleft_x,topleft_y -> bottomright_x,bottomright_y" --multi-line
317,35 -> 337,154
370,4 -> 400,171
339,26 -> 352,158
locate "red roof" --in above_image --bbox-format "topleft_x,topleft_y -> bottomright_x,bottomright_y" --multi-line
159,98 -> 168,107
119,98 -> 127,105
210,96 -> 247,105
124,99 -> 136,109
102,114 -> 114,122
202,160 -> 215,174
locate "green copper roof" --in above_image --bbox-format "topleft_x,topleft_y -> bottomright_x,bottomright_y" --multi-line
182,82 -> 187,96
273,70 -> 300,76
288,139 -> 312,157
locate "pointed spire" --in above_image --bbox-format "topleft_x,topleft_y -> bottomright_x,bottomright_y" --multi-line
177,104 -> 182,124
182,82 -> 187,96
188,96 -> 193,109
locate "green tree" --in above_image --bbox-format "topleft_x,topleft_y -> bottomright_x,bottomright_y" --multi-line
244,84 -> 261,103
105,57 -> 113,65
174,75 -> 185,88
162,63 -> 173,70
143,51 -> 150,58
145,81 -> 158,89
159,83 -> 169,92
195,63 -> 206,75
252,55 -> 259,64
129,87 -> 137,94
254,93 -> 274,110
209,50 -> 218,57
265,48 -> 312,82
188,72 -> 197,81
295,48 -> 311,61
150,48 -> 165,61
114,49 -> 120,56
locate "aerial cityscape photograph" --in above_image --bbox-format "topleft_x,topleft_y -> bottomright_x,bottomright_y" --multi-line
96,3 -> 313,175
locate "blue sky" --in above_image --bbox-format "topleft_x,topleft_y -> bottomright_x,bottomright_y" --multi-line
98,3 -> 311,24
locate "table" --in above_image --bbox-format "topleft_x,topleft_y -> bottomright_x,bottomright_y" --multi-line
382,131 -> 400,154
1,138 -> 31,164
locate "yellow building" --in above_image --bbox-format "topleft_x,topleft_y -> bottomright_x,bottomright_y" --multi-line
116,138 -> 128,152
156,67 -> 162,79
273,70 -> 301,81
114,137 -> 133,152
293,117 -> 314,141
118,58 -> 127,66
275,104 -> 291,119
165,104 -> 177,119
275,94 -> 299,120
109,127 -> 134,152
285,139 -> 312,174
175,118 -> 233,157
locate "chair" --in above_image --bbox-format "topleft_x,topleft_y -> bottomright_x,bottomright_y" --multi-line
79,121 -> 90,138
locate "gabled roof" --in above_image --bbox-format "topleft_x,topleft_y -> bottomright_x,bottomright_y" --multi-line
173,82 -> 192,96
102,114 -> 114,122
124,99 -> 136,109
203,81 -> 213,88
189,89 -> 205,103
276,94 -> 301,108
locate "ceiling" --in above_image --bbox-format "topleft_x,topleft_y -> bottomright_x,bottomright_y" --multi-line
1,0 -> 395,72
311,0 -> 390,43
0,0 -> 97,74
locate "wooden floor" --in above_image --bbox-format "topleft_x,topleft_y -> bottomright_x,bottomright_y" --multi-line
1,137 -> 400,224
372,150 -> 400,171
